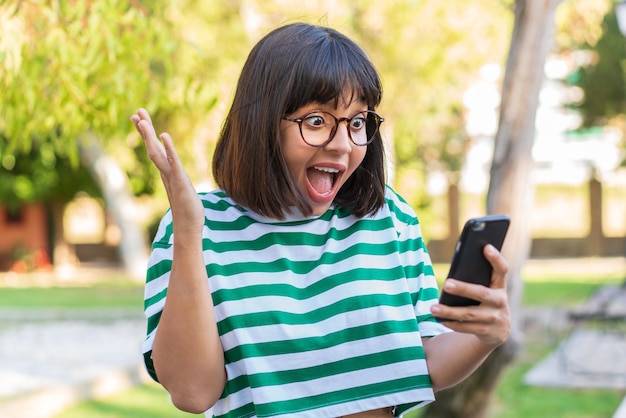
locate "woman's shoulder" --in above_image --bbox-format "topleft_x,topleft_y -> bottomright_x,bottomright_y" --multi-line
198,189 -> 231,205
198,189 -> 249,214
382,185 -> 419,222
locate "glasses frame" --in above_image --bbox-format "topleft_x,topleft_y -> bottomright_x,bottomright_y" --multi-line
283,110 -> 384,147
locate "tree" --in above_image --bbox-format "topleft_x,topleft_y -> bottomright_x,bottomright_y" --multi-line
571,4 -> 626,127
423,1 -> 560,417
0,0 -> 221,276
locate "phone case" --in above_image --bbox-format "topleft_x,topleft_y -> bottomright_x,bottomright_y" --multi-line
438,214 -> 510,307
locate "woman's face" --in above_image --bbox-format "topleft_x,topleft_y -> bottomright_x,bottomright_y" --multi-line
280,99 -> 368,216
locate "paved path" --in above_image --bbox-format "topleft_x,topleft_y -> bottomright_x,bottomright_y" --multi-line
524,277 -> 626,391
524,328 -> 626,389
0,309 -> 149,418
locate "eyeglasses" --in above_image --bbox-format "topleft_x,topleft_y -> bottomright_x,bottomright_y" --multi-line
283,110 -> 384,147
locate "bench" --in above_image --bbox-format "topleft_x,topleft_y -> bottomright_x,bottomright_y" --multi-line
568,283 -> 626,322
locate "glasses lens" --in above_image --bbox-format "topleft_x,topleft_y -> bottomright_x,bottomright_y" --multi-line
300,112 -> 334,146
349,114 -> 369,145
354,111 -> 381,146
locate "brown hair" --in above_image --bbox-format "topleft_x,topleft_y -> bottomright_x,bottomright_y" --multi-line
212,23 -> 385,219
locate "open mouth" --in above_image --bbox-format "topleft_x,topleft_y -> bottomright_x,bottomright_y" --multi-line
306,166 -> 341,199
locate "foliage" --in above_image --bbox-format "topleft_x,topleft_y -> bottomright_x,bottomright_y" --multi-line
571,6 -> 626,126
555,0 -> 612,50
0,1 -> 167,205
0,0 -> 223,207
1,1 -> 174,157
0,138 -> 100,205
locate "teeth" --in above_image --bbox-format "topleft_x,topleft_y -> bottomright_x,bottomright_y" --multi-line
313,166 -> 339,173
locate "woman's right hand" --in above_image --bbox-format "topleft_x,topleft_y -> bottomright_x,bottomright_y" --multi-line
131,108 -> 204,236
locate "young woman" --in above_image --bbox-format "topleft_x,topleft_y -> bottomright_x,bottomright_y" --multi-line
131,23 -> 510,418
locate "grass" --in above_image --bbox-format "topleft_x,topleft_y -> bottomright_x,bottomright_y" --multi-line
491,355 -> 625,418
4,263 -> 625,417
52,381 -> 201,418
0,278 -> 143,309
522,270 -> 624,308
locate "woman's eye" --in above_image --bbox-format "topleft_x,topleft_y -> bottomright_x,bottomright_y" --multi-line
350,117 -> 366,130
303,115 -> 326,128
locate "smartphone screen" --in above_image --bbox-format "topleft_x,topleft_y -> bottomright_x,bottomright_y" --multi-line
438,214 -> 510,308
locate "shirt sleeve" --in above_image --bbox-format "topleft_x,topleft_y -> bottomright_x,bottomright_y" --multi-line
141,209 -> 174,382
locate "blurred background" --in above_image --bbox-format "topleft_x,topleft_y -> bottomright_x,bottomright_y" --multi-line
0,0 -> 625,417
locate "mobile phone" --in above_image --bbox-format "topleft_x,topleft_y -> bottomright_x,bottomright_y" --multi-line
438,214 -> 510,308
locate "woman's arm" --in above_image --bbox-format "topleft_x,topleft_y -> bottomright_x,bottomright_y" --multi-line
424,244 -> 510,392
132,109 -> 226,413
152,232 -> 226,413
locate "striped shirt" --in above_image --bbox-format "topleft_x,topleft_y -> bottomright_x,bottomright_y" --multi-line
142,186 -> 449,418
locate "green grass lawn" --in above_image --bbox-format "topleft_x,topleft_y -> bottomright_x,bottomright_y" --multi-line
2,264 -> 624,418
491,350 -> 625,418
52,381 -> 202,418
521,264 -> 624,307
0,283 -> 144,309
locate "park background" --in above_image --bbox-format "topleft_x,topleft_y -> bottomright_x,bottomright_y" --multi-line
1,0 -> 626,417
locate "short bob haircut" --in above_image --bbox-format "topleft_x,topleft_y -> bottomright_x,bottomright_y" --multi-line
212,23 -> 385,219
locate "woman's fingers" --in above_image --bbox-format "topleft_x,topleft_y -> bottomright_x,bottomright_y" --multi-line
159,132 -> 184,173
431,246 -> 511,345
137,108 -> 153,124
131,109 -> 172,173
441,279 -> 491,305
484,244 -> 509,290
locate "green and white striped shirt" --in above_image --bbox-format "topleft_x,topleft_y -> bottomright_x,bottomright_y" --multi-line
143,186 -> 449,418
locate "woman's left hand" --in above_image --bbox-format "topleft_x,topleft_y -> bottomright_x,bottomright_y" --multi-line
430,244 -> 511,347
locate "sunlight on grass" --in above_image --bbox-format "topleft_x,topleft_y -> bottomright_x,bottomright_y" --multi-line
0,282 -> 144,309
54,381 -> 202,418
523,270 -> 623,284
522,269 -> 623,307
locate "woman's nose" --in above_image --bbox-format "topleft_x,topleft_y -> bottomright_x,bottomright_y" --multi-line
324,120 -> 352,153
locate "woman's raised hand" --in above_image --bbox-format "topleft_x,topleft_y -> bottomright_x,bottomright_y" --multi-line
131,108 -> 204,236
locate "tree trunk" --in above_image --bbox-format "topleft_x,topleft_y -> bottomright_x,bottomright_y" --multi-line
587,175 -> 604,256
79,133 -> 149,280
445,182 -> 461,257
49,200 -> 78,268
423,1 -> 560,417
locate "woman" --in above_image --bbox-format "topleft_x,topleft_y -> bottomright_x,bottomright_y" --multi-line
131,22 -> 510,418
